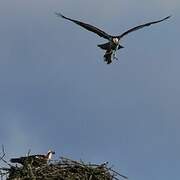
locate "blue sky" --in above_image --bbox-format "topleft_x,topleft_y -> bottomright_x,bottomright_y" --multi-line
0,0 -> 179,179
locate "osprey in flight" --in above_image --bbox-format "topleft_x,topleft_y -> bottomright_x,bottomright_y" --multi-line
56,13 -> 170,64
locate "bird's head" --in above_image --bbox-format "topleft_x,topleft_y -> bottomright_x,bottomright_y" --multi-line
47,150 -> 55,160
112,38 -> 119,45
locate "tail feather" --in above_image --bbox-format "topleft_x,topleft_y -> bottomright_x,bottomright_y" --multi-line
98,42 -> 110,50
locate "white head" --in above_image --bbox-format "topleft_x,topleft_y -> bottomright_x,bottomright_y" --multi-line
47,150 -> 55,160
112,38 -> 119,45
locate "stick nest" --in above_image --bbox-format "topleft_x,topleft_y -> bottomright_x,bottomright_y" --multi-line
1,157 -> 127,180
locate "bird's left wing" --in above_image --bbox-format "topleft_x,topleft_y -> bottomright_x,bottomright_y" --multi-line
118,16 -> 171,39
55,12 -> 111,40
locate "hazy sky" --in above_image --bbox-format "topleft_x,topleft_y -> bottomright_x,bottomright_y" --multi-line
0,0 -> 179,180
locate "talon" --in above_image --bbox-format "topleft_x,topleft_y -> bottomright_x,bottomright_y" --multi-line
113,54 -> 118,60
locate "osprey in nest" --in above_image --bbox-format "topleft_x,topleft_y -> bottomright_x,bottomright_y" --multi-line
56,13 -> 170,64
10,150 -> 55,167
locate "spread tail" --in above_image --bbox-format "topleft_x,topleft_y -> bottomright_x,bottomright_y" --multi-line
98,42 -> 110,50
98,42 -> 124,50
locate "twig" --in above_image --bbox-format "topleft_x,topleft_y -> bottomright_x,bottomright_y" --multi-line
27,149 -> 31,156
0,145 -> 12,167
109,168 -> 128,179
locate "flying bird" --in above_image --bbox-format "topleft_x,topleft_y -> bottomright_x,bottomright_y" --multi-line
55,13 -> 171,64
10,150 -> 55,167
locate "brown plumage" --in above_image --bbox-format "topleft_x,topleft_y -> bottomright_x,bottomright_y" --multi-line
10,150 -> 55,167
56,13 -> 171,64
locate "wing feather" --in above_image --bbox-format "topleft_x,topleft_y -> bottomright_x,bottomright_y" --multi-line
118,16 -> 171,39
55,12 -> 111,40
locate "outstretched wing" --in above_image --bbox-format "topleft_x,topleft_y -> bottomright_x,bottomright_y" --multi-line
118,16 -> 171,39
55,12 -> 111,40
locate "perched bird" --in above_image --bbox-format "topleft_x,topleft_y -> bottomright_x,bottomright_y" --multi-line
10,150 -> 55,167
55,13 -> 171,64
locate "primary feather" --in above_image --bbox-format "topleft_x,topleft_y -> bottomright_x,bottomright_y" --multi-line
55,12 -> 111,40
118,16 -> 171,39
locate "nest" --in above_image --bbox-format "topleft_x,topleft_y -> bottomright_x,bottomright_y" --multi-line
1,157 -> 127,180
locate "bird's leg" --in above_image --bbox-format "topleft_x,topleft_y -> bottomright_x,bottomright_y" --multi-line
113,44 -> 119,60
113,50 -> 118,60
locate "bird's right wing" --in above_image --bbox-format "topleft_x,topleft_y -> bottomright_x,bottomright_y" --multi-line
118,16 -> 171,39
55,12 -> 111,40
